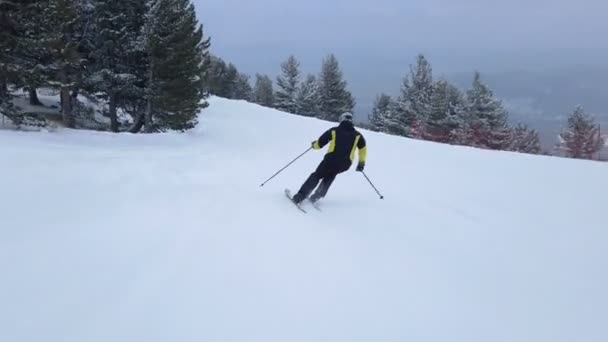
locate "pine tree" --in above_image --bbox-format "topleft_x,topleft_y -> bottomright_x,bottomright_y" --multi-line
143,0 -> 210,131
395,54 -> 434,138
42,0 -> 90,128
510,123 -> 542,154
0,0 -> 18,120
444,83 -> 468,144
119,1 -> 152,133
425,80 -> 466,143
0,0 -> 54,126
252,74 -> 274,107
2,0 -> 74,124
425,80 -> 450,142
274,55 -> 300,113
233,73 -> 252,101
464,72 -> 512,150
205,56 -> 229,97
204,56 -> 252,101
295,74 -> 319,116
6,0 -> 49,106
369,93 -> 394,133
222,63 -> 239,99
317,54 -> 355,121
90,0 -> 148,132
0,0 -> 17,80
557,106 -> 605,159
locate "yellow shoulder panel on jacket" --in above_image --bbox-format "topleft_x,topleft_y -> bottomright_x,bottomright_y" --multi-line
350,135 -> 361,161
327,130 -> 337,153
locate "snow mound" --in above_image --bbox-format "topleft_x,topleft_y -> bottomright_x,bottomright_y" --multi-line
1,96 -> 607,342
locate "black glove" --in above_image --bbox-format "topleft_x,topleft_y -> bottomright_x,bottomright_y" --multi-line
356,163 -> 365,172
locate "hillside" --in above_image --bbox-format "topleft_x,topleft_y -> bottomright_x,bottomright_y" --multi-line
1,97 -> 607,342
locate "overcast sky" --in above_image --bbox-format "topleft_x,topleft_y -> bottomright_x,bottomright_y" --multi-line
194,0 -> 608,114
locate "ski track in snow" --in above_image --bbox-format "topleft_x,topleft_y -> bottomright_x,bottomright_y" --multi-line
1,97 -> 608,342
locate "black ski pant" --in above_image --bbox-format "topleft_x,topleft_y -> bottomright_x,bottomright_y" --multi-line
296,158 -> 351,201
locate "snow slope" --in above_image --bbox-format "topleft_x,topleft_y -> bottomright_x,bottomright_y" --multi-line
1,97 -> 607,342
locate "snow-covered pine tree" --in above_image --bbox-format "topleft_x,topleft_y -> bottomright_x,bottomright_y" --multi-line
3,1 -> 96,128
369,93 -> 394,133
205,56 -> 229,97
395,54 -> 434,138
557,106 -> 605,159
253,74 -> 274,107
295,74 -> 319,116
233,73 -> 253,101
7,0 -> 50,106
425,80 -> 466,143
143,0 -> 210,131
42,0 -> 91,128
464,72 -> 512,150
425,80 -> 450,142
317,54 -> 355,121
0,0 -> 16,76
0,0 -> 55,126
274,55 -> 300,113
510,123 -> 542,154
90,0 -> 147,132
444,83 -> 468,144
222,63 -> 239,99
203,57 -> 254,101
118,2 -> 152,134
0,0 -> 18,119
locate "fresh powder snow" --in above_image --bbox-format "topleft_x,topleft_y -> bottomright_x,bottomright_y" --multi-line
1,97 -> 607,342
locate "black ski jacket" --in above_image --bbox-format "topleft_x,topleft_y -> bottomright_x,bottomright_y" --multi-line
312,121 -> 367,167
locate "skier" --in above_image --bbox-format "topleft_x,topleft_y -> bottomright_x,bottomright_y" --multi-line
291,112 -> 367,204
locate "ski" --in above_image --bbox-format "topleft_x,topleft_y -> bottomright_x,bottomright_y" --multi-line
309,200 -> 322,211
285,189 -> 307,213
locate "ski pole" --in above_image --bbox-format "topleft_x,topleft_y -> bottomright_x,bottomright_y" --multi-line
260,147 -> 313,187
361,171 -> 384,199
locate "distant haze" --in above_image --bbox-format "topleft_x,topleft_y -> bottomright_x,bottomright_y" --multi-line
195,0 -> 608,140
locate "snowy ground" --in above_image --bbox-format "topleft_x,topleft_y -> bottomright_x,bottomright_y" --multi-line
1,97 -> 607,342
11,88 -> 63,116
2,88 -> 130,131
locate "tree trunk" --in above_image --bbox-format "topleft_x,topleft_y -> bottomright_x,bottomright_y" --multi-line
59,70 -> 73,127
128,110 -> 145,133
0,76 -> 6,97
144,59 -> 154,133
28,86 -> 43,106
60,87 -> 73,128
1,74 -> 7,128
144,97 -> 153,133
57,67 -> 74,128
109,93 -> 118,132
